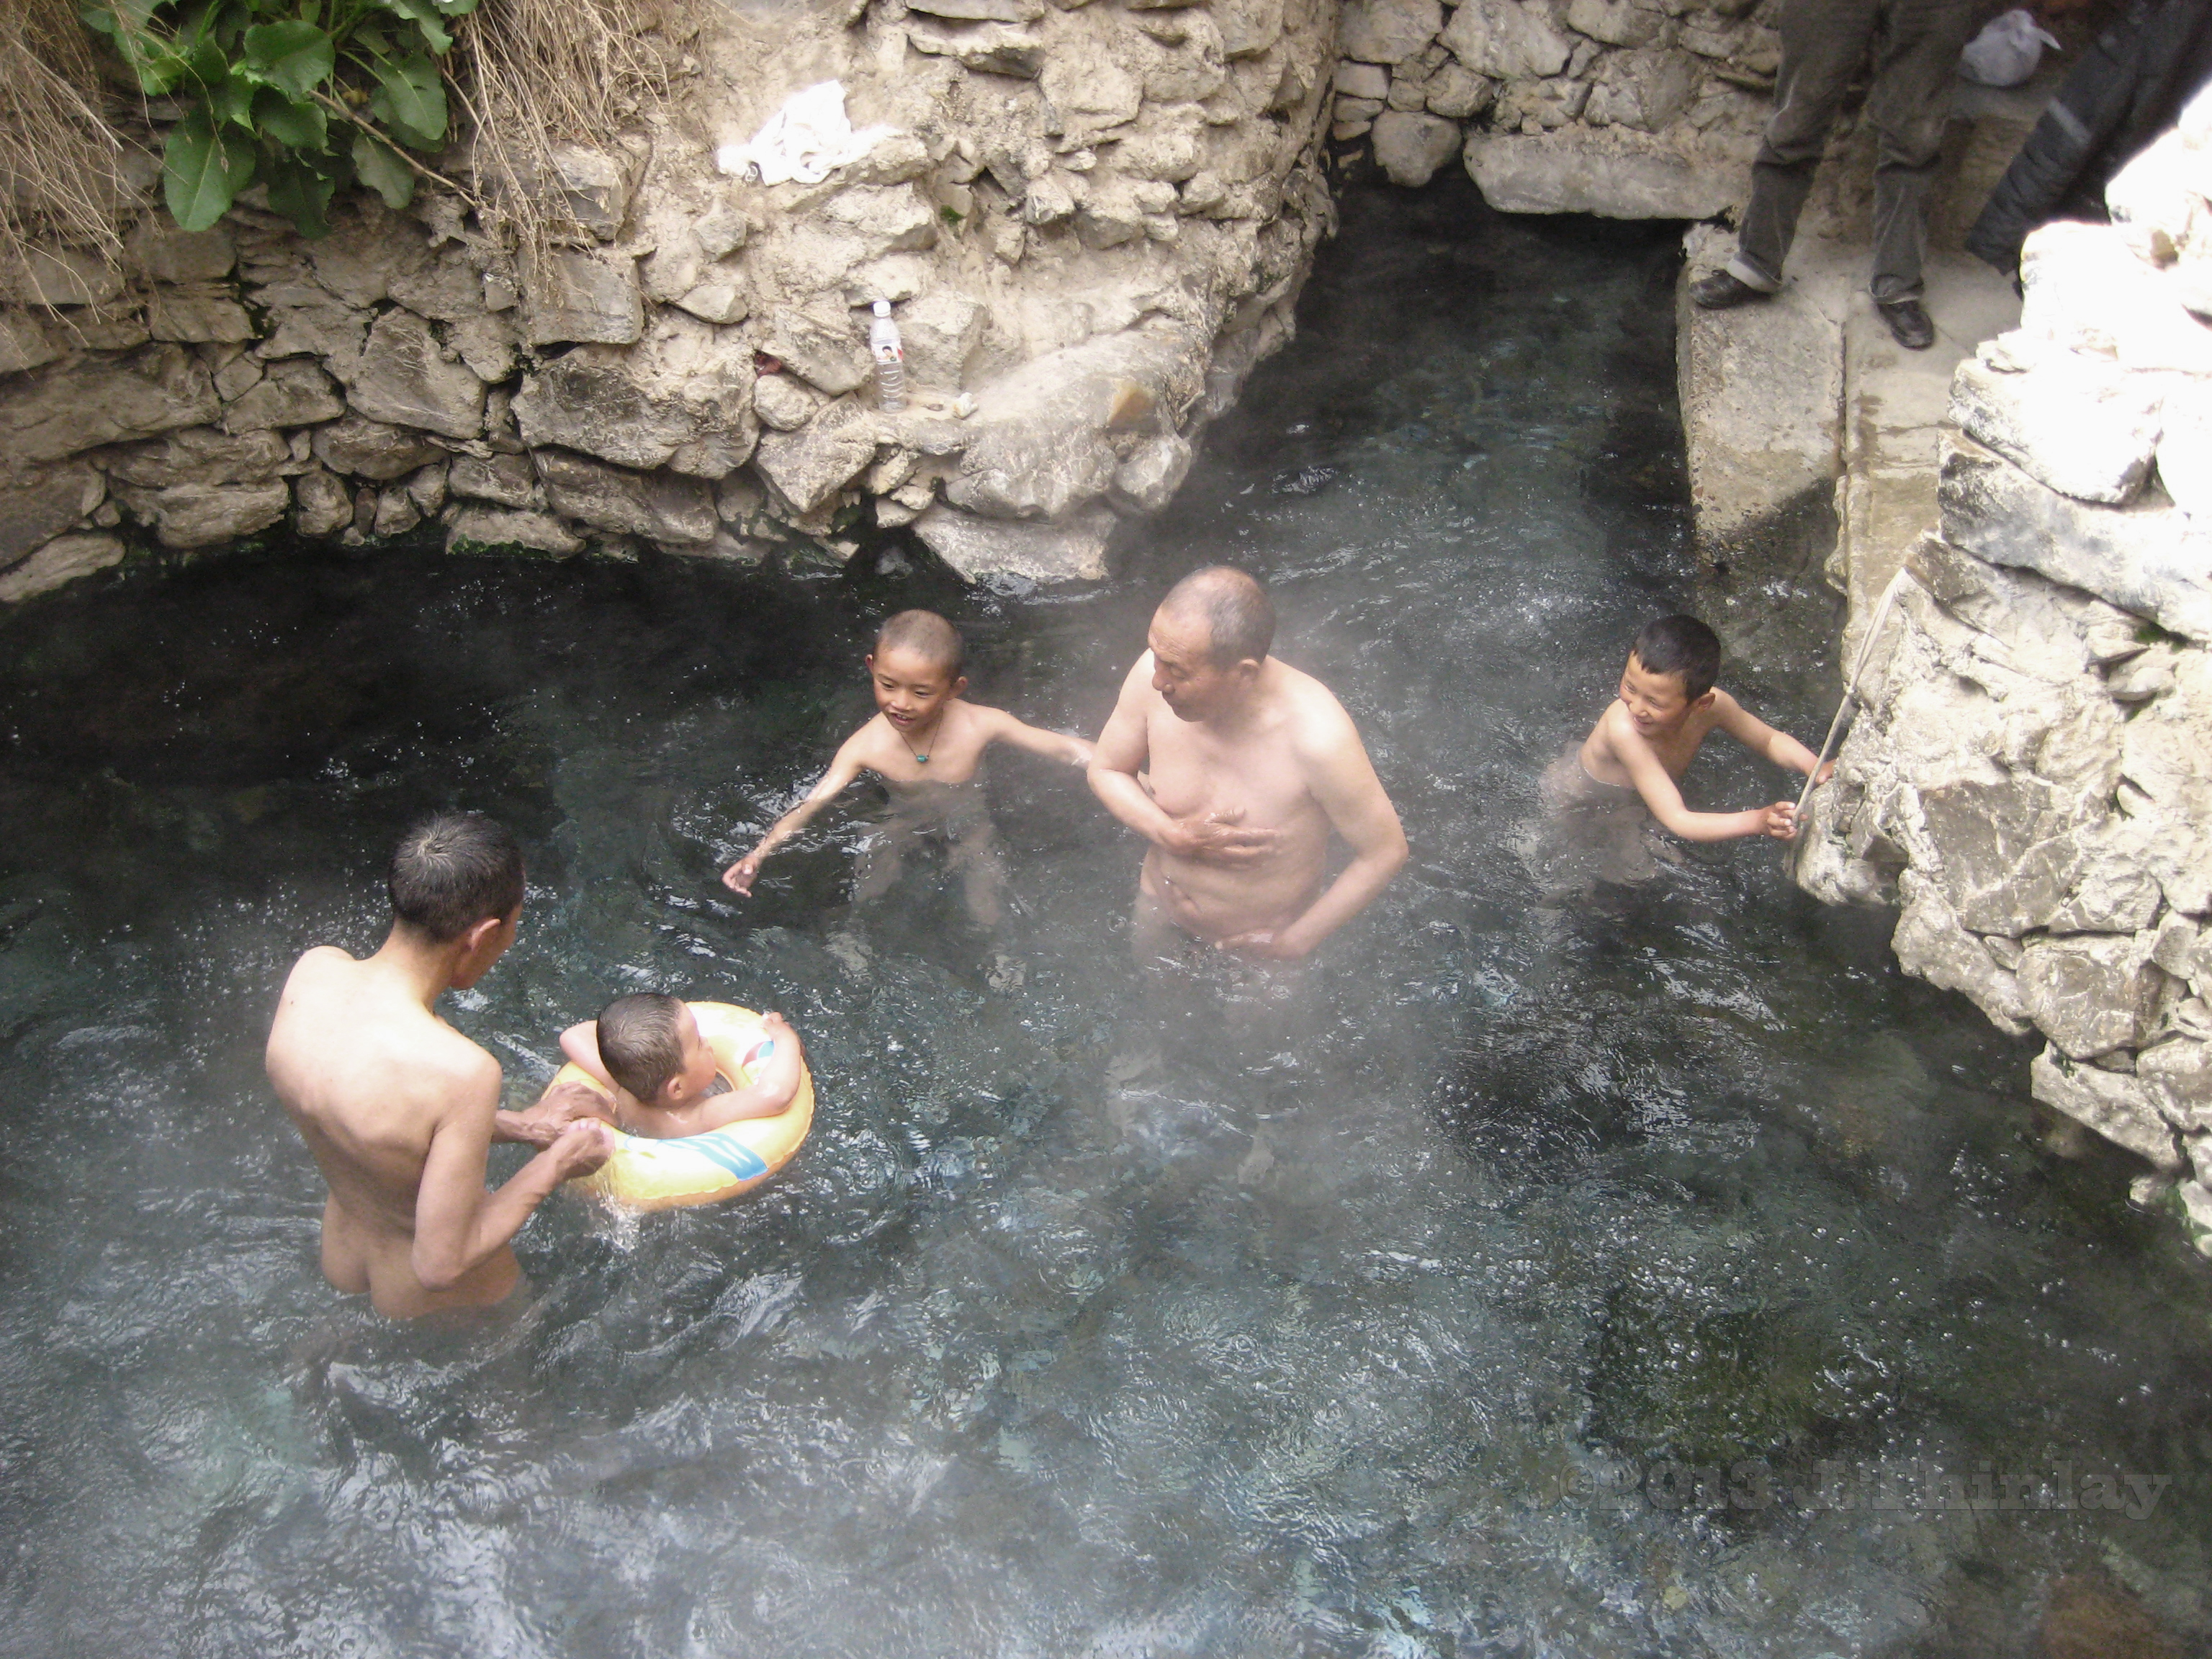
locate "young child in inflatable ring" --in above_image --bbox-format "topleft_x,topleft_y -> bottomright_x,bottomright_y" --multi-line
557,993 -> 804,1138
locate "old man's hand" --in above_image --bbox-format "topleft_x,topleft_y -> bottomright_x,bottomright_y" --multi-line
1170,809 -> 1280,863
496,1079 -> 613,1148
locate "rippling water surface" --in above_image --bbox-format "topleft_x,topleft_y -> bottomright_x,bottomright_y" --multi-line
3,177 -> 2208,1658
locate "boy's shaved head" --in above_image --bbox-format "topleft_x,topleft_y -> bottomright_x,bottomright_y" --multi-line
1159,566 -> 1274,667
598,992 -> 688,1102
389,811 -> 524,942
1631,614 -> 1722,701
876,610 -> 964,677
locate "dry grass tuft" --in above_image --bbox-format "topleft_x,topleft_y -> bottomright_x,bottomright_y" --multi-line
451,0 -> 677,261
0,0 -> 143,303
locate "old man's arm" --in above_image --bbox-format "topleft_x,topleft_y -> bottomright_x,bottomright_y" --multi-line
1222,695 -> 1407,960
1087,653 -> 1279,860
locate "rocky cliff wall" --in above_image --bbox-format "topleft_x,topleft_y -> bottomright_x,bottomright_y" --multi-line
1326,0 -> 1776,213
0,0 -> 1341,599
1796,87 -> 2212,1249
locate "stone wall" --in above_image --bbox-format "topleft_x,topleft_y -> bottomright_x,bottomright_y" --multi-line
1796,87 -> 2212,1249
0,0 -> 1342,601
1327,0 -> 1774,213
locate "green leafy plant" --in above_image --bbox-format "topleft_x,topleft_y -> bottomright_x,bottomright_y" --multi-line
79,0 -> 480,238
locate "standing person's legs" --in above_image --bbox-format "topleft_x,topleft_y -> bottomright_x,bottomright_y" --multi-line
1864,0 -> 1984,304
1727,0 -> 1884,292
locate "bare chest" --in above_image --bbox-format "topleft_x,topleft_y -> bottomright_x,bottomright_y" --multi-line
1143,711 -> 1314,827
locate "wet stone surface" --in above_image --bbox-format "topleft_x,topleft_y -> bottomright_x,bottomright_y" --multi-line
0,178 -> 2207,1657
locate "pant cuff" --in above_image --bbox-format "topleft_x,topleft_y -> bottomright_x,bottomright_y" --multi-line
1725,254 -> 1782,294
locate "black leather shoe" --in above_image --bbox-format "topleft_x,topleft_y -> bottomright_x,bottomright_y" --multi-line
1877,297 -> 1935,350
1690,269 -> 1771,310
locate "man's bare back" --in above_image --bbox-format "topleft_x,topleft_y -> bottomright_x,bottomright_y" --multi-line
1089,570 -> 1406,960
269,816 -> 608,1320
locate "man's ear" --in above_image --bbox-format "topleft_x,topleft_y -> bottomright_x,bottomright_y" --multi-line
460,913 -> 505,956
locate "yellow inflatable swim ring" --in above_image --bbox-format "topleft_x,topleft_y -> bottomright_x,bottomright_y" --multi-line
552,1002 -> 814,1212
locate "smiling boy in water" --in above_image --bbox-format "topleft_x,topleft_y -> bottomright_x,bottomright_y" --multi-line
720,609 -> 1093,923
552,993 -> 804,1138
1529,615 -> 1830,894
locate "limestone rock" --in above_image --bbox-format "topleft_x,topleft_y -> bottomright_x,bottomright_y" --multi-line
256,297 -> 368,364
523,251 -> 644,348
2019,932 -> 2163,1060
337,310 -> 485,441
760,302 -> 873,396
0,464 -> 105,570
511,316 -> 757,477
1426,64 -> 1497,120
1109,432 -> 1195,514
372,483 -> 423,539
445,505 -> 587,557
1584,50 -> 1701,132
293,466 -> 354,537
904,18 -> 1046,77
1334,61 -> 1390,100
0,346 -> 219,464
126,222 -> 235,284
912,501 -> 1117,583
1892,869 -> 2031,1035
897,290 -> 986,390
0,532 -> 125,603
1565,0 -> 1665,48
2,246 -> 125,308
534,449 -> 717,545
821,184 -> 941,256
2119,652 -> 2212,915
1938,435 -> 2212,644
447,315 -> 520,384
1042,52 -> 1143,128
1949,351 -> 2162,506
222,361 -> 346,433
1339,0 -> 1444,65
388,249 -> 491,321
310,415 -> 445,481
449,453 -> 539,509
909,0 -> 1043,21
2157,379 -> 2212,519
949,328 -> 1199,521
102,427 -> 288,489
535,143 -> 639,241
146,285 -> 253,344
754,374 -> 827,432
1371,112 -> 1463,187
2141,1036 -> 2212,1134
0,313 -> 62,377
1465,132 -> 1737,218
2031,1048 -> 2182,1168
753,403 -> 880,516
1441,0 -> 1573,81
117,479 -> 290,549
673,281 -> 750,325
1216,0 -> 1285,58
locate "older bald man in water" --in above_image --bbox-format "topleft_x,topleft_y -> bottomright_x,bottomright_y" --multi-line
1089,567 -> 1408,961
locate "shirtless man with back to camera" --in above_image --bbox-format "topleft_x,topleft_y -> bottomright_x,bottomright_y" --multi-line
266,812 -> 611,1320
1088,567 -> 1408,962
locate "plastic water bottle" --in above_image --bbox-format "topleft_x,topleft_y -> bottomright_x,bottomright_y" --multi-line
869,299 -> 907,413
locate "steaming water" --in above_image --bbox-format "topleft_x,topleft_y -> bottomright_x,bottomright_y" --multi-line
3,178 -> 2208,1658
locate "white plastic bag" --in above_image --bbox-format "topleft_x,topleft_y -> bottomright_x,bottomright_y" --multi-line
1960,9 -> 2062,88
714,82 -> 897,187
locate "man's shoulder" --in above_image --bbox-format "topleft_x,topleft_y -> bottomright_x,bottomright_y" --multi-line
1273,662 -> 1361,744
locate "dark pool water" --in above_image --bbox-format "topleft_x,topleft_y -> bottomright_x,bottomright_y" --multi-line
2,176 -> 2208,1658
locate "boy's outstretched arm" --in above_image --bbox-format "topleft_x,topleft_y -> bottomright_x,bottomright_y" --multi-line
981,706 -> 1094,768
1606,706 -> 1798,842
1712,691 -> 1833,781
722,739 -> 869,895
701,1013 -> 806,1125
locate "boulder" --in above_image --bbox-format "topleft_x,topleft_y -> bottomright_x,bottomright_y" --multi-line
1584,50 -> 1701,132
1565,0 -> 1665,48
1949,350 -> 2162,506
446,315 -> 520,384
1042,53 -> 1143,128
820,185 -> 941,256
2018,932 -> 2164,1060
2031,1048 -> 2182,1168
256,297 -> 369,364
117,479 -> 290,549
334,310 -> 486,441
1371,112 -> 1463,187
126,222 -> 235,284
0,532 -> 126,603
903,19 -> 1046,77
909,0 -> 1043,19
511,316 -> 756,477
754,374 -> 827,432
1425,64 -> 1497,120
388,248 -> 492,321
1110,432 -> 1195,514
1440,0 -> 1573,80
2157,378 -> 2212,519
1891,869 -> 2031,1035
0,313 -> 62,377
897,290 -> 986,390
753,403 -> 881,516
146,286 -> 254,344
0,346 -> 219,464
1938,435 -> 2212,644
446,504 -> 588,557
0,464 -> 105,570
293,466 -> 354,537
1339,0 -> 1444,66
523,251 -> 644,347
1465,132 -> 1738,218
221,361 -> 346,433
2119,652 -> 2212,915
101,427 -> 288,488
1,246 -> 125,307
2141,1036 -> 2212,1134
534,449 -> 717,544
1216,0 -> 1285,58
912,502 -> 1118,583
1334,60 -> 1391,99
310,414 -> 445,481
448,453 -> 539,509
759,302 -> 873,396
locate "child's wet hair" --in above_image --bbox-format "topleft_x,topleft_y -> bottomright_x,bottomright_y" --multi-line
598,992 -> 688,1102
876,610 -> 964,678
1631,614 -> 1722,701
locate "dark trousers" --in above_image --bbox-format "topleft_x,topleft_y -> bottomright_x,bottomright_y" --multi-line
1726,0 -> 1987,301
